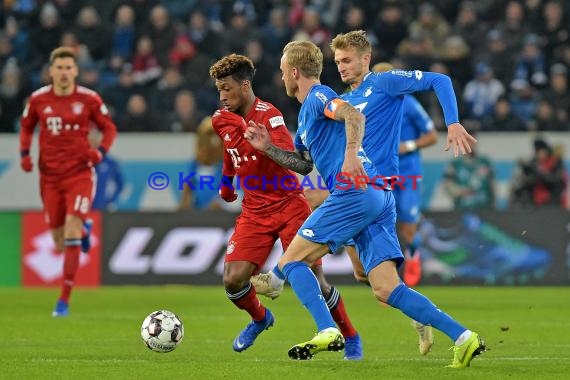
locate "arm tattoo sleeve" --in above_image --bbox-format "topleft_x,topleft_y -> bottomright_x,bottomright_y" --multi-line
333,102 -> 365,148
265,145 -> 313,175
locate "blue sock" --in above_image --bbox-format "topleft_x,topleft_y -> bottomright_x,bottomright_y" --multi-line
387,283 -> 466,341
282,261 -> 335,332
407,233 -> 421,257
272,265 -> 285,280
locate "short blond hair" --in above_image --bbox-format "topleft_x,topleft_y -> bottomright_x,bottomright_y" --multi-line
49,47 -> 76,65
282,41 -> 323,79
330,30 -> 371,55
372,62 -> 394,73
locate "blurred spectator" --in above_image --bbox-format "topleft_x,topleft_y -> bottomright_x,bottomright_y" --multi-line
408,3 -> 450,58
164,90 -> 202,132
261,6 -> 292,59
4,16 -> 28,65
462,62 -> 505,122
541,1 -> 568,65
77,62 -> 101,92
119,94 -> 158,132
109,4 -> 136,71
531,99 -> 566,131
444,131 -> 495,209
335,5 -> 366,34
496,1 -> 529,53
512,33 -> 548,88
292,7 -> 331,49
60,31 -> 92,66
131,35 -> 162,86
185,9 -> 223,58
258,71 -> 300,132
511,138 -> 568,208
440,35 -> 471,89
73,5 -> 110,62
89,129 -> 124,211
222,6 -> 259,54
453,1 -> 488,55
489,96 -> 527,131
29,3 -> 63,69
396,32 -> 434,72
153,66 -> 187,115
245,39 -> 276,93
179,116 -> 224,211
509,79 -> 539,125
476,28 -> 517,86
372,4 -> 408,60
543,63 -> 570,125
122,0 -> 160,35
101,64 -> 137,120
146,4 -> 177,68
0,58 -> 27,132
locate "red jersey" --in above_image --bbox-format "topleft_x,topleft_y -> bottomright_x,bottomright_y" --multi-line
20,85 -> 117,178
212,98 -> 303,215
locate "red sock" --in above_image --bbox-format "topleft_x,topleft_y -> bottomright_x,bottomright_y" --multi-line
59,240 -> 81,303
327,287 -> 358,338
227,283 -> 266,321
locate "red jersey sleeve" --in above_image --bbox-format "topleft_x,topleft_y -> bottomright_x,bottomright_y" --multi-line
19,98 -> 38,152
89,93 -> 117,152
211,110 -> 238,177
263,109 -> 294,152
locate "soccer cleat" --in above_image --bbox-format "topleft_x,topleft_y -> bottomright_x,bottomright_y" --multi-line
232,308 -> 274,352
81,218 -> 93,253
447,332 -> 486,368
250,272 -> 283,300
343,333 -> 363,360
403,250 -> 422,287
52,300 -> 69,317
412,320 -> 434,355
288,328 -> 345,360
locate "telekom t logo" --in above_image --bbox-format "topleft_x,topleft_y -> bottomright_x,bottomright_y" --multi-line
47,116 -> 63,135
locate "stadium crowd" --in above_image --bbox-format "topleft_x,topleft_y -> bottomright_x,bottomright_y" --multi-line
0,0 -> 569,134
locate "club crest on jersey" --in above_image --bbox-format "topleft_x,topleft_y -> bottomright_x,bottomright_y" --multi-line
364,87 -> 372,97
315,91 -> 328,104
226,240 -> 236,255
72,102 -> 84,115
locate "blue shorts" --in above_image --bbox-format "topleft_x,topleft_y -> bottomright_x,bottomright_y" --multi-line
393,180 -> 421,224
297,187 -> 403,274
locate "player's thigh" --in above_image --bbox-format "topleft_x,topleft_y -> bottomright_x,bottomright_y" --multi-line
396,184 -> 421,224
40,177 -> 66,229
345,244 -> 367,282
354,191 -> 404,275
279,234 -> 329,266
298,187 -> 385,254
224,214 -> 277,273
63,172 -> 95,220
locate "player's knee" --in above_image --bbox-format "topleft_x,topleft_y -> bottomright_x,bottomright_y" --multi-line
222,266 -> 251,292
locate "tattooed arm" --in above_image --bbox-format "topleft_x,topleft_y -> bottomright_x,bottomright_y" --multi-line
244,120 -> 313,175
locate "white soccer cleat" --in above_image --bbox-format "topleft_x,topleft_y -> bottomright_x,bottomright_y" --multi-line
412,320 -> 434,355
250,272 -> 283,300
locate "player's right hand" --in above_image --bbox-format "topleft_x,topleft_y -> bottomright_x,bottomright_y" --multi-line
21,155 -> 33,172
219,186 -> 238,202
87,148 -> 103,166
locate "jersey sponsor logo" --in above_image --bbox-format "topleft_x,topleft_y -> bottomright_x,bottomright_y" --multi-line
46,116 -> 63,135
391,70 -> 413,78
72,102 -> 84,115
268,116 -> 285,128
315,91 -> 328,104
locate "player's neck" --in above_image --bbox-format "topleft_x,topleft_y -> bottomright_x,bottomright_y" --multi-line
239,93 -> 257,117
350,71 -> 370,91
53,84 -> 76,96
297,79 -> 320,103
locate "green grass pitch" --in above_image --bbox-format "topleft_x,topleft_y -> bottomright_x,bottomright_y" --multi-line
1,286 -> 569,380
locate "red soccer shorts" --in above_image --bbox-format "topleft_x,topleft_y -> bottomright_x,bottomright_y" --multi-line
40,170 -> 95,229
225,194 -> 313,271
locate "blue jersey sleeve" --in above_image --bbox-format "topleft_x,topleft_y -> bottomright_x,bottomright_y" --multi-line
294,131 -> 307,151
375,71 -> 459,126
404,95 -> 434,134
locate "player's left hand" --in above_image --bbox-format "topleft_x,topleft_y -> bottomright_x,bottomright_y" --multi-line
445,123 -> 477,157
87,148 -> 104,166
244,121 -> 271,152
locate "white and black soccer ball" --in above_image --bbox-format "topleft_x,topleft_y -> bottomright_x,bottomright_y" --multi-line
141,310 -> 184,353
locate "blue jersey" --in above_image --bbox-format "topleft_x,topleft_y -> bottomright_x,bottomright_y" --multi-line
399,95 -> 434,176
93,155 -> 124,210
340,70 -> 458,177
294,84 -> 378,192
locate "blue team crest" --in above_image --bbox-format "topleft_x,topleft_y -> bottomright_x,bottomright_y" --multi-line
364,87 -> 372,97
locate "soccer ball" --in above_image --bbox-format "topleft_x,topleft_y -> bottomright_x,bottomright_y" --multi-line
140,310 -> 184,353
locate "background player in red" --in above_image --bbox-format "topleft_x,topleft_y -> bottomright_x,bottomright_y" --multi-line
19,47 -> 117,317
209,54 -> 362,359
